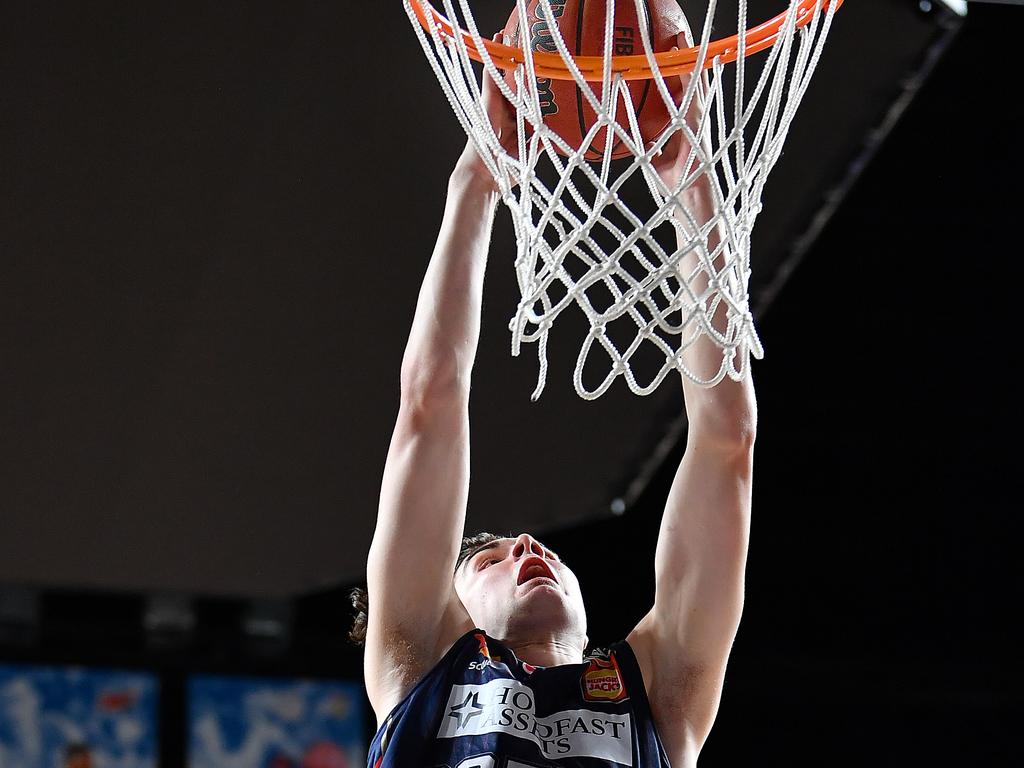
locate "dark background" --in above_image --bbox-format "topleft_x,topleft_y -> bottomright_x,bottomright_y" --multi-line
0,0 -> 957,599
2,2 -> 1019,766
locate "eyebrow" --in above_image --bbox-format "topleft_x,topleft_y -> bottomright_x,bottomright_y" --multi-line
459,539 -> 564,572
460,540 -> 506,572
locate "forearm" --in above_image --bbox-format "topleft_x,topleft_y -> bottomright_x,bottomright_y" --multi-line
401,160 -> 500,403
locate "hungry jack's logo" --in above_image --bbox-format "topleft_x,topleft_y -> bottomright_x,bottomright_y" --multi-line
581,652 -> 628,703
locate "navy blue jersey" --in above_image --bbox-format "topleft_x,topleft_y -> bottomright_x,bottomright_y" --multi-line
368,628 -> 671,768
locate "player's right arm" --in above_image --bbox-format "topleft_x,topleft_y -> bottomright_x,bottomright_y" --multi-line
364,63 -> 516,725
364,162 -> 497,725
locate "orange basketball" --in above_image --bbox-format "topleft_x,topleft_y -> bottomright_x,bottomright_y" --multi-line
501,0 -> 688,160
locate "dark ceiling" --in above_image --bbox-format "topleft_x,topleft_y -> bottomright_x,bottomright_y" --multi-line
0,2 -> 964,597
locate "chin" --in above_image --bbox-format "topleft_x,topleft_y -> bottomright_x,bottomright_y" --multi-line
516,581 -> 568,607
508,589 -> 579,630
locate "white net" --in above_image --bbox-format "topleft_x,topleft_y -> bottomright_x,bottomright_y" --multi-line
406,0 -> 840,399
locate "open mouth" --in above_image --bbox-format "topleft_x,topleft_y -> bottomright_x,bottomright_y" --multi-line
516,556 -> 557,587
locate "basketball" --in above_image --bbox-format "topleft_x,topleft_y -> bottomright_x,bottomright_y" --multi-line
501,0 -> 689,160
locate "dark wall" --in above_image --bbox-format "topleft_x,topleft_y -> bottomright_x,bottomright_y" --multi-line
0,0 -> 958,600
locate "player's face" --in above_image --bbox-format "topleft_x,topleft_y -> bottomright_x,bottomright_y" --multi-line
454,534 -> 587,649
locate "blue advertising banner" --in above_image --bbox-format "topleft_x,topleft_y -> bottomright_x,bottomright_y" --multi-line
188,675 -> 365,768
0,664 -> 159,768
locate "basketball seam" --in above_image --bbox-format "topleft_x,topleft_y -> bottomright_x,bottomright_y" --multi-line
633,0 -> 654,136
574,0 -> 657,161
575,1 -> 587,154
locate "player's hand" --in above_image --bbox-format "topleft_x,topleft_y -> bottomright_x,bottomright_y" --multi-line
454,34 -> 520,191
481,35 -> 520,157
649,33 -> 708,193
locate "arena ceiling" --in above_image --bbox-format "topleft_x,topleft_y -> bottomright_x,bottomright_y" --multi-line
0,1 -> 964,598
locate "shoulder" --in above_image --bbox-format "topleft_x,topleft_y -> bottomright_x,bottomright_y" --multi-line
367,606 -> 477,729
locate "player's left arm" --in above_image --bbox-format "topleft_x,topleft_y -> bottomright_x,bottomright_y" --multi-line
628,45 -> 757,757
627,373 -> 755,753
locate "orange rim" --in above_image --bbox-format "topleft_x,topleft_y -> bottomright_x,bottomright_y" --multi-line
410,0 -> 843,81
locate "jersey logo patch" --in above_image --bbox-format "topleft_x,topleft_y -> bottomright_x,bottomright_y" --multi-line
448,691 -> 485,728
437,680 -> 633,765
581,652 -> 628,703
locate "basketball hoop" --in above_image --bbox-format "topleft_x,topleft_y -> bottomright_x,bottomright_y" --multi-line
406,1 -> 844,399
409,0 -> 841,79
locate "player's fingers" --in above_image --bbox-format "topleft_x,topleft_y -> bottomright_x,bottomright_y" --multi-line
495,33 -> 507,77
668,45 -> 689,93
482,33 -> 505,82
483,33 -> 517,139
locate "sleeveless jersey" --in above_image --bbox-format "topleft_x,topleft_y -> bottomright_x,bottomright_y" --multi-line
367,628 -> 672,768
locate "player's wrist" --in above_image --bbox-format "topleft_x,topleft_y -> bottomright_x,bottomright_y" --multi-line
450,149 -> 500,199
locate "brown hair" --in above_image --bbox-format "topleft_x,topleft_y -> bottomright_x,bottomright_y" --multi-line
348,532 -> 502,646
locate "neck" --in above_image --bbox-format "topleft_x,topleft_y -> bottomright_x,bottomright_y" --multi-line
501,634 -> 584,668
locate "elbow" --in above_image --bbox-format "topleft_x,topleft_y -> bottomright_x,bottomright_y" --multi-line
722,408 -> 757,453
688,396 -> 757,456
682,370 -> 757,451
398,358 -> 470,425
400,348 -> 469,402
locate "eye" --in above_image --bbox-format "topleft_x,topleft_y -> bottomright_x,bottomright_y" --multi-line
480,558 -> 500,570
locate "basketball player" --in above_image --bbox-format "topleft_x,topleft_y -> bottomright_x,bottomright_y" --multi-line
355,33 -> 755,768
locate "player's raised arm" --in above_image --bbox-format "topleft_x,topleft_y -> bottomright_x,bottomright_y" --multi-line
628,51 -> 757,760
363,66 -> 516,726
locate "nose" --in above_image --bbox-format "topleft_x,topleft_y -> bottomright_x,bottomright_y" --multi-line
511,533 -> 545,560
